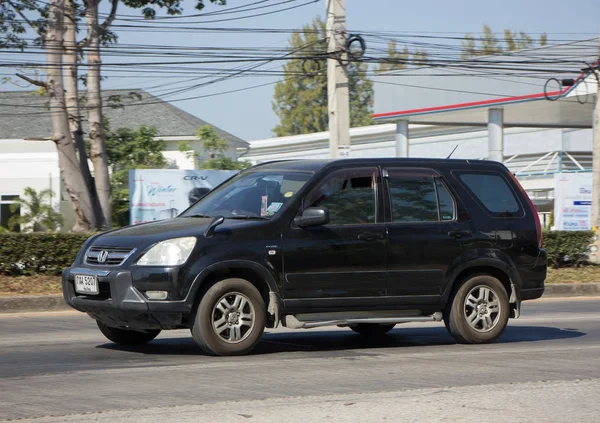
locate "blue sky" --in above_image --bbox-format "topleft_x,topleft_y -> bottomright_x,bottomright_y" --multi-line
2,0 -> 599,141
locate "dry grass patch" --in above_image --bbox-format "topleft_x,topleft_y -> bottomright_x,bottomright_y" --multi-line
0,275 -> 62,296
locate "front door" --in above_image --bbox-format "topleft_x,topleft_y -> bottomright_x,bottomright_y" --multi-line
382,167 -> 470,305
282,167 -> 387,311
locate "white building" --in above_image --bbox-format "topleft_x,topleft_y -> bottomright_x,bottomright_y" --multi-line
0,89 -> 247,230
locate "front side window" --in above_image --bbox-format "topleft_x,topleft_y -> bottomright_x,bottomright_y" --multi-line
181,171 -> 312,219
386,170 -> 456,223
305,168 -> 378,225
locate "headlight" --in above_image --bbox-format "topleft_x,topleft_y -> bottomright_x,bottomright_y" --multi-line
137,237 -> 197,266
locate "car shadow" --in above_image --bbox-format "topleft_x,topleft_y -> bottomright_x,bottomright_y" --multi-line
96,324 -> 585,356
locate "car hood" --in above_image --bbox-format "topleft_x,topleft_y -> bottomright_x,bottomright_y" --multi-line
91,217 -> 257,248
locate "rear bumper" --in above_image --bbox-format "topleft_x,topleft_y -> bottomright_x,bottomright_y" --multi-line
519,248 -> 547,301
520,287 -> 545,301
62,267 -> 194,330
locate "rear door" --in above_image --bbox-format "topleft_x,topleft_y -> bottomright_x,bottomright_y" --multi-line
383,167 -> 472,305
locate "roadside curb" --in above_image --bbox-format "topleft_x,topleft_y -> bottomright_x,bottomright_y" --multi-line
0,295 -> 70,314
1,283 -> 599,313
542,283 -> 600,297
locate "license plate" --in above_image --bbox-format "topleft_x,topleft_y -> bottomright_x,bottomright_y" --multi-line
74,275 -> 99,295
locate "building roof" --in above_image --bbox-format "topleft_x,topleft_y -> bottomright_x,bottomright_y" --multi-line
372,38 -> 598,128
0,89 -> 247,146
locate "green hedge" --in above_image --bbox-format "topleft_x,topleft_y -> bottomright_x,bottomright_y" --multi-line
0,233 -> 91,276
0,230 -> 595,276
542,230 -> 595,268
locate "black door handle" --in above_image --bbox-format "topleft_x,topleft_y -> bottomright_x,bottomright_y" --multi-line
357,233 -> 383,242
448,230 -> 472,238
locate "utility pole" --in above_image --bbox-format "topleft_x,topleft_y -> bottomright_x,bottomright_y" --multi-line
591,37 -> 600,262
326,0 -> 350,158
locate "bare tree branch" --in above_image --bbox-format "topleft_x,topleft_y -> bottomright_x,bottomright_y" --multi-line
16,73 -> 48,88
100,0 -> 119,32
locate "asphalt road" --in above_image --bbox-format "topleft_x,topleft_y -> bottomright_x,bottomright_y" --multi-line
1,297 -> 599,422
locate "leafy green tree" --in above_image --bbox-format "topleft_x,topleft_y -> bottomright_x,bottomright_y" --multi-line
412,48 -> 429,66
272,16 -> 374,136
376,40 -> 409,73
104,124 -> 168,227
8,188 -> 63,232
462,25 -> 548,58
180,126 -> 250,171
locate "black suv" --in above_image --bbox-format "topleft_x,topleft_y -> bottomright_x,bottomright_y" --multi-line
62,159 -> 546,355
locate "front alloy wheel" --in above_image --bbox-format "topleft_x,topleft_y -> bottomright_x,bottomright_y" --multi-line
191,278 -> 265,356
211,292 -> 256,344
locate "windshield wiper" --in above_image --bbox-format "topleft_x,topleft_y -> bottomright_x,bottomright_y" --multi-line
186,213 -> 212,218
227,215 -> 270,220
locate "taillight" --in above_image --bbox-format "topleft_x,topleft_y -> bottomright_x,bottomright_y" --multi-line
508,172 -> 542,248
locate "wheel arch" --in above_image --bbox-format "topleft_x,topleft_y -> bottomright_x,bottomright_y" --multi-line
443,259 -> 522,318
187,260 -> 282,328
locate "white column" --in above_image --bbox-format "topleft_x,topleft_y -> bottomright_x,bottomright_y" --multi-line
488,108 -> 504,163
326,0 -> 350,158
395,120 -> 409,157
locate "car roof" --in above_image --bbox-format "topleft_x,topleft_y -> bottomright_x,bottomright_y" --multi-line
248,158 -> 505,173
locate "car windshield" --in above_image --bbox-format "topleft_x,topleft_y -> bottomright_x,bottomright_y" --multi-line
181,170 -> 312,219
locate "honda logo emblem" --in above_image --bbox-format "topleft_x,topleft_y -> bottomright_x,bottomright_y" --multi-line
97,250 -> 109,263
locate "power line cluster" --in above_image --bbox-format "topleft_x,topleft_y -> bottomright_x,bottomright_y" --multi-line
0,0 -> 598,117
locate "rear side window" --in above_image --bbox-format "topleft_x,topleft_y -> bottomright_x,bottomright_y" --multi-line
457,172 -> 522,217
386,170 -> 456,223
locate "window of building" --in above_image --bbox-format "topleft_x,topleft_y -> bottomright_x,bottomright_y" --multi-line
0,195 -> 20,231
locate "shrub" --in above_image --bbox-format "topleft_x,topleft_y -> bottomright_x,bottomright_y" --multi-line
542,230 -> 595,268
0,233 -> 91,276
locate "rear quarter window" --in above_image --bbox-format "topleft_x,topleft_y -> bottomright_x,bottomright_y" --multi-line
455,171 -> 523,218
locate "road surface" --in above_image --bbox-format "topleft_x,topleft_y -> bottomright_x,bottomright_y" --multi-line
1,297 -> 599,422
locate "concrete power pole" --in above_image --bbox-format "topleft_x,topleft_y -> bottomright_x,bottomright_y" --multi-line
326,0 -> 351,158
591,38 -> 600,262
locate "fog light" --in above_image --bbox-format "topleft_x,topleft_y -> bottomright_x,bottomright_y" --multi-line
146,290 -> 168,300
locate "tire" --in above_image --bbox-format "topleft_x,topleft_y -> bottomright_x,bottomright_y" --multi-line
96,321 -> 160,345
191,278 -> 265,356
350,323 -> 395,337
444,275 -> 510,344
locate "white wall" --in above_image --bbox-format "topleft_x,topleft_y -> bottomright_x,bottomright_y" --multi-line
0,149 -> 64,229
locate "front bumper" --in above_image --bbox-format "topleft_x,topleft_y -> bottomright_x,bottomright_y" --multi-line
62,267 -> 194,330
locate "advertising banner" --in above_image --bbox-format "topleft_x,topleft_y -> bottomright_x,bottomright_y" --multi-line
553,172 -> 592,231
129,169 -> 237,225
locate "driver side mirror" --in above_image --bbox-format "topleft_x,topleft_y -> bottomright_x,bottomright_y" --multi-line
294,207 -> 330,227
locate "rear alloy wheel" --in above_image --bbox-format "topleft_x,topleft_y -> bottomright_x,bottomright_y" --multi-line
96,321 -> 161,345
444,275 -> 509,344
350,323 -> 395,337
191,278 -> 265,356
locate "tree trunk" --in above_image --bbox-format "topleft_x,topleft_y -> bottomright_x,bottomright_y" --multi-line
85,0 -> 111,229
46,0 -> 97,232
64,0 -> 103,229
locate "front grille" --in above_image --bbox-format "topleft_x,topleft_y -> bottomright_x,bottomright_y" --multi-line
85,246 -> 134,266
